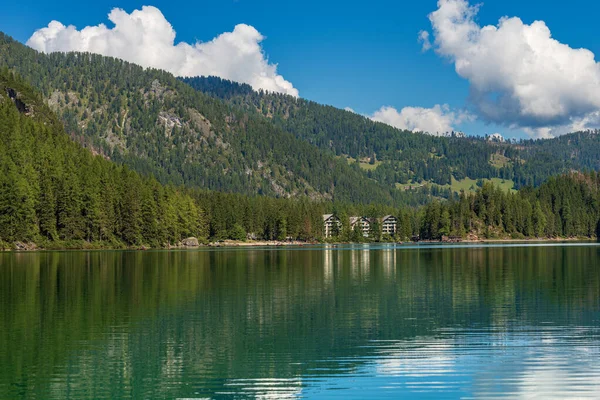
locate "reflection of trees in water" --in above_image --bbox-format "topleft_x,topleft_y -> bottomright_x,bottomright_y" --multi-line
0,246 -> 599,398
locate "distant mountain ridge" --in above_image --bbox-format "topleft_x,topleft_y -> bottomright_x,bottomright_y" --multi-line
2,31 -> 600,208
181,76 -> 600,189
0,32 -> 421,206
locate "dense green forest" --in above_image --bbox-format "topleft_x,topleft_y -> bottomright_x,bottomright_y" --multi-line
4,31 -> 599,210
0,69 -> 207,248
1,32 -> 437,207
417,172 -> 600,240
321,172 -> 600,242
1,32 -> 599,249
182,76 -> 600,189
1,67 -> 599,250
0,69 -> 401,248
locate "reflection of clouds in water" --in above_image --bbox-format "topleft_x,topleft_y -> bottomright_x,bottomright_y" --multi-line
220,328 -> 600,399
362,327 -> 600,398
6,245 -> 600,399
512,360 -> 600,399
221,377 -> 303,399
373,339 -> 457,377
471,328 -> 600,399
347,245 -> 372,281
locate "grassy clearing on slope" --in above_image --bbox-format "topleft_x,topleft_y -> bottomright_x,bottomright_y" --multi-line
398,177 -> 516,193
343,156 -> 382,171
396,181 -> 426,190
490,153 -> 512,168
443,177 -> 516,193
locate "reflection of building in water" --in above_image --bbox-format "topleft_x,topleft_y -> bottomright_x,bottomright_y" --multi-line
362,247 -> 370,276
350,248 -> 357,279
349,247 -> 359,280
323,247 -> 333,284
382,247 -> 396,278
349,245 -> 372,280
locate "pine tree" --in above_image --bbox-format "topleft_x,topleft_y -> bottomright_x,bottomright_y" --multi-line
56,158 -> 84,240
0,160 -> 37,241
140,182 -> 159,245
36,152 -> 58,240
533,201 -> 547,237
439,207 -> 451,237
119,169 -> 142,245
561,199 -> 573,237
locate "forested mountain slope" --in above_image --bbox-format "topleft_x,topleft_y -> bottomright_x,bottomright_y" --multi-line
1,68 -> 597,249
0,68 -> 208,246
418,172 -> 600,240
3,30 -> 598,209
0,69 -> 342,246
0,32 -> 419,206
181,77 -> 600,189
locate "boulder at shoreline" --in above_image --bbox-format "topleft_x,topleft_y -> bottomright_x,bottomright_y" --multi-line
182,237 -> 200,247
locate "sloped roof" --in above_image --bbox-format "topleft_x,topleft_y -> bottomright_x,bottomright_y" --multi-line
350,216 -> 371,225
323,214 -> 334,221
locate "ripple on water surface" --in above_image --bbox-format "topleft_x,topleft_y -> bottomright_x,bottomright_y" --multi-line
0,244 -> 599,398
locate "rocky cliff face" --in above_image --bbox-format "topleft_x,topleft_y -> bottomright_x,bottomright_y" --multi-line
6,88 -> 31,115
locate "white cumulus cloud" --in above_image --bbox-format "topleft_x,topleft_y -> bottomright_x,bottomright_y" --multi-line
422,0 -> 600,137
418,30 -> 431,51
27,6 -> 298,96
371,104 -> 469,135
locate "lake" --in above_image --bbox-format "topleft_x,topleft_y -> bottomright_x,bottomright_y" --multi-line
1,243 -> 600,399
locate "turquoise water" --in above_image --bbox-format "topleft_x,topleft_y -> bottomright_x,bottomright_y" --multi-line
1,243 -> 599,398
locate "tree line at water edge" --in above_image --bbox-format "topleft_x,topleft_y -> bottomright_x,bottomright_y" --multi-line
417,173 -> 600,240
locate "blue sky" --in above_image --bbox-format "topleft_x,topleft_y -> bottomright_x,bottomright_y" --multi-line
3,0 -> 600,139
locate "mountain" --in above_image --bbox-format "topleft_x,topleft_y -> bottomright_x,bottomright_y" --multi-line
181,76 -> 600,189
0,68 -> 346,246
3,31 -> 599,210
0,67 -> 209,246
1,66 -> 597,248
0,32 -> 425,206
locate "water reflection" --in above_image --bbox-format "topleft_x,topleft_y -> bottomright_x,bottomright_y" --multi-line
0,244 -> 599,398
221,378 -> 303,399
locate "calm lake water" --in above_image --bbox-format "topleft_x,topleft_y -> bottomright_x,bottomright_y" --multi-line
1,243 -> 600,399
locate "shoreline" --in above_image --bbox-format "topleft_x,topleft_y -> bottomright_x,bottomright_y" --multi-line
442,237 -> 593,244
1,237 -> 597,252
